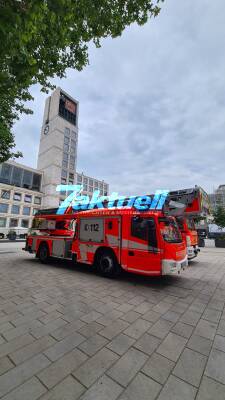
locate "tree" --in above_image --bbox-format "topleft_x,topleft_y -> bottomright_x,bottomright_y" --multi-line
0,0 -> 164,162
213,206 -> 225,229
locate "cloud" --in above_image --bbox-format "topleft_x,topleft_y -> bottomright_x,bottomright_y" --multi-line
14,0 -> 225,196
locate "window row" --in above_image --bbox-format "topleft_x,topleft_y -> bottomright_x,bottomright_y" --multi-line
0,163 -> 42,191
0,217 -> 30,228
0,190 -> 41,204
76,175 -> 107,191
0,203 -> 38,216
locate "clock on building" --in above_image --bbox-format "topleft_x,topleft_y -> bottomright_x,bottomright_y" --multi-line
44,125 -> 49,135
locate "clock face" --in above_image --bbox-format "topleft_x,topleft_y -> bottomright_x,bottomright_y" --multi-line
44,125 -> 49,135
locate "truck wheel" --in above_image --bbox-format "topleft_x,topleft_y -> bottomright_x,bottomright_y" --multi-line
97,250 -> 121,278
38,243 -> 49,264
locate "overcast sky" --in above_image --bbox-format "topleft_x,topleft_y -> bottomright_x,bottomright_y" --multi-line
14,0 -> 225,196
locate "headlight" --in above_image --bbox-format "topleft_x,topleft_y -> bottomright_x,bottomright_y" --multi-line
186,236 -> 191,246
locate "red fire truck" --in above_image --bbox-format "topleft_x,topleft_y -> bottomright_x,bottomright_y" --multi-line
168,187 -> 210,259
24,207 -> 187,277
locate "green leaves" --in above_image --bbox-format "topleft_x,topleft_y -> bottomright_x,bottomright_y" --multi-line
213,206 -> 225,229
0,0 -> 164,162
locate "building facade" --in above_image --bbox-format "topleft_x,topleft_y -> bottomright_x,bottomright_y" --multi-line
0,161 -> 43,234
75,172 -> 109,198
209,185 -> 225,212
37,87 -> 79,208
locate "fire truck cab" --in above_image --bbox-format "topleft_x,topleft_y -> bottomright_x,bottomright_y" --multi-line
71,208 -> 188,277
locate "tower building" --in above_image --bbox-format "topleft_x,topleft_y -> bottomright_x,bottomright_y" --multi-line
37,87 -> 79,207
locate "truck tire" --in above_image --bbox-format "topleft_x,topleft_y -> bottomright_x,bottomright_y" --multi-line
96,250 -> 121,278
38,243 -> 49,264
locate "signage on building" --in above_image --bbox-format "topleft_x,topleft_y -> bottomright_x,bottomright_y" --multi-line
59,92 -> 77,125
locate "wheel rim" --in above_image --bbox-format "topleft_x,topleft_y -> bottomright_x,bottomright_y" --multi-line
100,256 -> 113,273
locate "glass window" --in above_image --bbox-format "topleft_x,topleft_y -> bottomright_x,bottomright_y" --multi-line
63,153 -> 69,161
62,160 -> 68,169
0,163 -> 12,184
70,155 -> 75,163
32,173 -> 41,191
64,127 -> 70,137
0,203 -> 9,213
34,196 -> 41,205
131,217 -> 148,241
71,139 -> 76,148
94,181 -> 98,188
69,180 -> 73,185
64,136 -> 69,144
159,217 -> 182,243
32,208 -> 39,215
0,217 -> 6,227
9,218 -> 18,227
69,173 -> 74,180
64,144 -> 69,152
11,205 -> 20,214
83,184 -> 88,191
69,163 -> 74,171
24,194 -> 32,203
70,146 -> 75,155
21,219 -> 29,228
99,183 -> 103,189
71,131 -> 77,140
13,192 -> 21,201
83,178 -> 88,184
61,169 -> 67,178
61,178 -> 66,184
1,190 -> 10,199
77,175 -> 82,183
89,186 -> 93,192
100,190 -> 103,195
104,191 -> 108,196
23,206 -> 30,216
89,179 -> 93,186
11,167 -> 22,186
22,170 -> 32,189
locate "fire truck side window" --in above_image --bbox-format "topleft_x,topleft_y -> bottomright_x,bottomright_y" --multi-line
131,217 -> 148,241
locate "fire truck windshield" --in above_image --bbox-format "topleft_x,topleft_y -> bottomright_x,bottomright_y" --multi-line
159,217 -> 182,243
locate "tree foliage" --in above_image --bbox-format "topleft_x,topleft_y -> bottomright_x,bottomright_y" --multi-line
213,206 -> 225,229
0,0 -> 164,162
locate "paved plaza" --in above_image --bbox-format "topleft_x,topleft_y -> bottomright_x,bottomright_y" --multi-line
0,242 -> 225,399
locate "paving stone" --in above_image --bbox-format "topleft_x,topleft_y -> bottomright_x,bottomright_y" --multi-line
51,319 -> 86,340
0,321 -> 14,333
157,332 -> 187,362
180,310 -> 202,326
81,310 -> 103,323
44,331 -> 85,361
133,333 -> 161,355
107,348 -> 148,387
202,308 -> 222,323
38,310 -> 63,324
0,353 -> 50,398
80,375 -> 123,400
121,311 -> 141,323
39,375 -> 85,400
170,302 -> 189,314
171,322 -> 194,339
205,348 -> 225,385
78,333 -> 108,356
2,319 -> 43,341
187,334 -> 212,356
133,302 -> 154,314
99,319 -> 129,340
1,377 -> 47,400
10,335 -> 56,365
142,352 -> 175,384
194,319 -> 217,340
213,334 -> 225,353
119,372 -> 161,400
173,348 -> 207,387
107,333 -> 135,355
196,376 -> 225,400
31,317 -> 67,339
124,318 -> 152,339
152,301 -> 172,314
157,375 -> 197,400
161,310 -> 180,323
217,319 -> 225,336
0,356 -> 14,375
142,310 -> 161,323
148,319 -> 174,339
189,301 -> 207,314
116,303 -> 134,313
38,348 -> 87,389
78,321 -> 106,338
73,347 -> 118,387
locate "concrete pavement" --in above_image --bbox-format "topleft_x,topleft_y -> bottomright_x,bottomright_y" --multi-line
0,243 -> 225,399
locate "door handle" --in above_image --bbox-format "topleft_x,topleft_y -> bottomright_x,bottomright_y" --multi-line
128,251 -> 134,256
